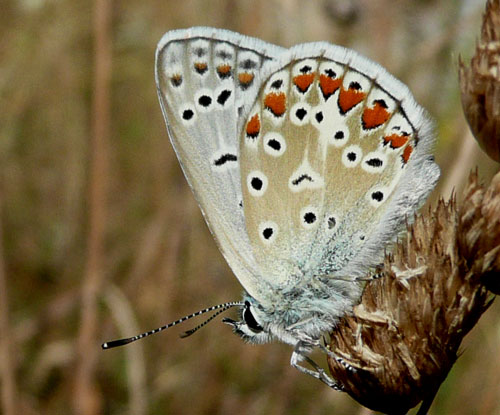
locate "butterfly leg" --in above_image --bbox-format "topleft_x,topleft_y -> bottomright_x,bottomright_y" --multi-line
318,342 -> 357,373
290,343 -> 343,390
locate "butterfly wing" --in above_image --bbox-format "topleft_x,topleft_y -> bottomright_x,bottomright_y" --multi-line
240,44 -> 440,288
155,28 -> 285,299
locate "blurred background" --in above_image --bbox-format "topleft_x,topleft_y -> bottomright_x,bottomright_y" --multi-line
1,0 -> 499,414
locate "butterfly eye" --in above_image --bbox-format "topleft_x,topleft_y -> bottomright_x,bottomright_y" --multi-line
243,301 -> 263,333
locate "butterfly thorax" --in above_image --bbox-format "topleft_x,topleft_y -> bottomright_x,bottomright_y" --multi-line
232,275 -> 363,346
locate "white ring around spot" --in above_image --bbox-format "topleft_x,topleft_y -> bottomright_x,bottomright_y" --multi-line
300,205 -> 319,229
342,145 -> 362,168
362,151 -> 387,173
329,126 -> 349,147
194,88 -> 214,113
290,102 -> 311,126
178,103 -> 197,125
258,221 -> 278,245
263,132 -> 286,157
247,170 -> 268,197
367,186 -> 389,208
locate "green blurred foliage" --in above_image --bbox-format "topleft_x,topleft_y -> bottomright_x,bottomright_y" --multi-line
1,0 -> 499,414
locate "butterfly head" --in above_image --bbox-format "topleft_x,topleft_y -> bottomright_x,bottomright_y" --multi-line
221,292 -> 333,347
222,299 -> 273,344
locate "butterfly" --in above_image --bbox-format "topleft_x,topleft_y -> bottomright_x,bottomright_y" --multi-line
103,27 -> 440,389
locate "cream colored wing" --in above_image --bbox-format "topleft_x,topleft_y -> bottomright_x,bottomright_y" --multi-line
156,28 -> 285,300
240,44 -> 439,288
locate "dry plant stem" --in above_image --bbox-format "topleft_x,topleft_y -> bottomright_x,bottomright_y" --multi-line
0,195 -> 17,415
327,170 -> 500,415
73,0 -> 112,414
459,0 -> 500,162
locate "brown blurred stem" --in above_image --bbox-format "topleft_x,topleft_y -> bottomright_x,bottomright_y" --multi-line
459,0 -> 500,162
73,0 -> 112,413
0,193 -> 18,415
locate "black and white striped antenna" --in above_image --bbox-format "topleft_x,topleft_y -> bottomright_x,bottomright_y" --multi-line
101,301 -> 244,349
179,304 -> 233,338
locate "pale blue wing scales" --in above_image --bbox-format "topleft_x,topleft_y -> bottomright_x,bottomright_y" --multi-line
240,43 -> 439,289
155,28 -> 285,299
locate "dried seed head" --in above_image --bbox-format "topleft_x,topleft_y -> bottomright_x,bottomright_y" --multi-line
459,0 -> 500,162
328,170 -> 500,414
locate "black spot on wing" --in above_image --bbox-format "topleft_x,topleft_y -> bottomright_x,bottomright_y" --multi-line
349,81 -> 362,90
182,109 -> 194,120
250,177 -> 263,191
303,212 -> 316,224
216,50 -> 232,60
271,79 -> 283,89
327,216 -> 336,229
194,47 -> 206,57
262,227 -> 273,240
371,191 -> 384,202
295,107 -> 307,120
241,59 -> 257,69
325,68 -> 336,78
292,174 -> 313,186
374,99 -> 388,108
198,95 -> 212,107
213,154 -> 237,167
366,158 -> 383,167
217,90 -> 232,105
267,139 -> 281,151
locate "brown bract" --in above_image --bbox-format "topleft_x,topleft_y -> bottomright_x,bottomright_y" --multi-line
459,0 -> 500,162
327,171 -> 500,414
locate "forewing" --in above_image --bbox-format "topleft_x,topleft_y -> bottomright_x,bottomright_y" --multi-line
240,44 -> 440,287
155,28 -> 285,299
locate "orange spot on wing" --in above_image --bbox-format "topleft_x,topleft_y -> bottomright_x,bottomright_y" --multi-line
238,72 -> 254,85
170,74 -> 182,87
293,73 -> 315,93
264,92 -> 286,117
383,134 -> 408,149
338,87 -> 366,114
319,74 -> 341,99
402,145 -> 413,163
194,62 -> 208,73
362,102 -> 391,129
217,64 -> 232,77
246,114 -> 260,137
